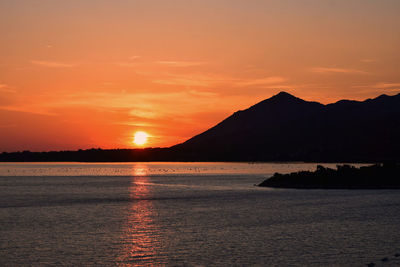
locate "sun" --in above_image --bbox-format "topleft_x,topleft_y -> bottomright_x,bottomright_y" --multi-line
133,131 -> 148,146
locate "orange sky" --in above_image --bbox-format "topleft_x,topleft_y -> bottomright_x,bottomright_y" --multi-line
1,0 -> 399,152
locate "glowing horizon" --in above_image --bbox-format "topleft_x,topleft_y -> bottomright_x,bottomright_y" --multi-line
0,0 -> 399,152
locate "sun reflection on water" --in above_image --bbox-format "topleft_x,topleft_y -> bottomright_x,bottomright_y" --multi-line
132,164 -> 149,177
117,164 -> 164,265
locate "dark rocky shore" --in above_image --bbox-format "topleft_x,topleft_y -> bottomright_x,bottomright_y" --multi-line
259,163 -> 400,189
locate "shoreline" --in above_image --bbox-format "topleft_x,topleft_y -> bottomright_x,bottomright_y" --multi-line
258,163 -> 400,189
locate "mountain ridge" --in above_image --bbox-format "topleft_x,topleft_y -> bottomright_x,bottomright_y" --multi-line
1,91 -> 399,162
171,91 -> 400,162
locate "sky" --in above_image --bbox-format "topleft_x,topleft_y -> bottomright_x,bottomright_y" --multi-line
0,0 -> 399,152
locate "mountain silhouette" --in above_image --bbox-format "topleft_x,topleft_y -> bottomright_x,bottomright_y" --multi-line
170,91 -> 400,162
1,91 -> 400,162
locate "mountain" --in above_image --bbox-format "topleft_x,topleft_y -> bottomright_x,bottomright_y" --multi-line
171,92 -> 400,162
1,91 -> 399,162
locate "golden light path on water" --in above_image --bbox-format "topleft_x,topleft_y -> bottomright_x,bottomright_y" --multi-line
117,164 -> 164,265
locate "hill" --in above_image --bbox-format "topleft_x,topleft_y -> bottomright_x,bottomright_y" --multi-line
1,92 -> 400,162
170,92 -> 400,162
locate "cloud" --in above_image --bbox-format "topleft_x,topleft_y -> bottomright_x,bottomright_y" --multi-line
152,73 -> 224,87
373,82 -> 400,89
0,105 -> 57,116
310,67 -> 368,74
114,62 -> 138,67
129,109 -> 159,119
187,90 -> 218,97
350,82 -> 400,94
153,77 -> 212,87
360,59 -> 376,63
34,89 -> 221,113
352,82 -> 400,90
31,60 -> 75,68
234,76 -> 286,87
115,121 -> 156,127
155,61 -> 205,67
115,59 -> 204,68
152,72 -> 286,88
0,84 -> 16,93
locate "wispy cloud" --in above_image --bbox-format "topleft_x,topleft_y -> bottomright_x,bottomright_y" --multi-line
352,82 -> 400,90
310,67 -> 368,74
0,105 -> 58,116
31,60 -> 75,68
152,72 -> 286,88
234,76 -> 286,87
35,89 -> 220,112
373,82 -> 400,89
153,77 -> 212,87
115,59 -> 204,68
152,73 -> 224,87
114,121 -> 156,127
187,90 -> 217,97
1,87 -> 226,124
350,82 -> 400,94
129,109 -> 159,119
114,62 -> 139,67
0,84 -> 16,93
360,59 -> 376,63
155,61 -> 205,67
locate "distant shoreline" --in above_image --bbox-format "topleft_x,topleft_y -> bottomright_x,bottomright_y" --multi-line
0,160 -> 378,164
0,148 -> 384,163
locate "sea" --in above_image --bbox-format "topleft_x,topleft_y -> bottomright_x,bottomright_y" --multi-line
1,162 -> 400,266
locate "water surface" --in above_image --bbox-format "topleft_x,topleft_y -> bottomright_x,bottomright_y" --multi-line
1,162 -> 399,266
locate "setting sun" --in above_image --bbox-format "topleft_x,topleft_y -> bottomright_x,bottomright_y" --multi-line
133,131 -> 149,146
